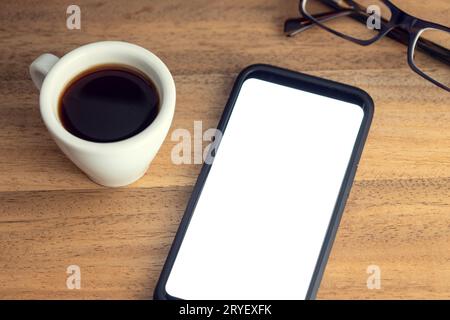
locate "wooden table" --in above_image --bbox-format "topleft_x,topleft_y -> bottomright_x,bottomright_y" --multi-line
0,0 -> 448,299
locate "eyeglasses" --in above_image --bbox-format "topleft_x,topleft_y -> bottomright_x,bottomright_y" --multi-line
285,0 -> 450,92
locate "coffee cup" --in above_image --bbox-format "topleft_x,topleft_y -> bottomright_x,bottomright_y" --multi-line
29,41 -> 176,187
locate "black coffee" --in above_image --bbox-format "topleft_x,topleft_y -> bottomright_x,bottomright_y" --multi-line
59,65 -> 159,143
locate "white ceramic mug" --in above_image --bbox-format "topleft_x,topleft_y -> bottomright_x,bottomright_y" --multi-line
29,41 -> 176,187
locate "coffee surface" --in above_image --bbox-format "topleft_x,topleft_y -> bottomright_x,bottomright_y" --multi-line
59,65 -> 159,143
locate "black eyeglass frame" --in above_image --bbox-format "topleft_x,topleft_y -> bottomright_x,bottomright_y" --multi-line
286,0 -> 450,92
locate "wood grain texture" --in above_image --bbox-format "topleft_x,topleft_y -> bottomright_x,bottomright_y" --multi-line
0,0 -> 449,299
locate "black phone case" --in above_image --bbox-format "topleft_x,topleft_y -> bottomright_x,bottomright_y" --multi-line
154,64 -> 374,300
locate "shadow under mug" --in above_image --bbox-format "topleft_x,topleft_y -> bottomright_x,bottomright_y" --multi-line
29,41 -> 176,187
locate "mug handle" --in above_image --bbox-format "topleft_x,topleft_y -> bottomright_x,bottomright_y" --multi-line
29,53 -> 59,90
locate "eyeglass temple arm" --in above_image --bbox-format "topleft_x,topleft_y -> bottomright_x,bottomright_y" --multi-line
285,11 -> 449,65
284,10 -> 400,39
284,10 -> 352,36
415,37 -> 450,66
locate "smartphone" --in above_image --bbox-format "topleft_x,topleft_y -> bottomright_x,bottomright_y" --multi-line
155,64 -> 374,300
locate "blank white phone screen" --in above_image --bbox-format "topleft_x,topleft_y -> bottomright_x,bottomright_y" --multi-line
166,78 -> 364,299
